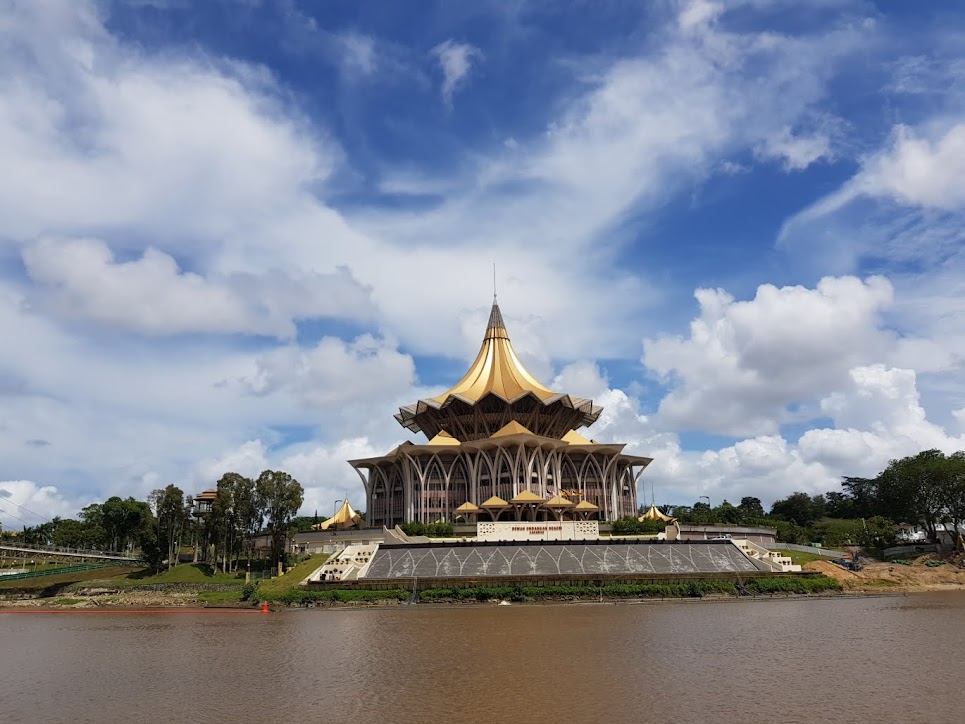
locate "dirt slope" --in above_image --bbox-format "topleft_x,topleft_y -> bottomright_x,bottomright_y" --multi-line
804,555 -> 965,592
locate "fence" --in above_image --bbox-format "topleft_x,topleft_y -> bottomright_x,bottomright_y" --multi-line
0,541 -> 142,562
0,562 -> 115,582
883,544 -> 937,558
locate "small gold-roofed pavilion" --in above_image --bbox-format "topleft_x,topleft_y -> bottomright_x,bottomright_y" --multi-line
638,503 -> 675,523
350,299 -> 652,527
313,499 -> 363,531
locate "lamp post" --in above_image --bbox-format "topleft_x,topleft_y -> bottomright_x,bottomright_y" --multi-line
699,496 -> 712,534
332,499 -> 343,535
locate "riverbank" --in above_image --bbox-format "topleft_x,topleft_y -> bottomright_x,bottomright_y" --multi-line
803,553 -> 965,592
2,554 -> 962,608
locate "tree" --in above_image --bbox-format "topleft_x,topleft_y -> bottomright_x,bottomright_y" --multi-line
877,450 -> 949,541
148,485 -> 187,570
737,497 -> 765,521
715,500 -> 742,525
840,477 -> 877,519
211,473 -> 259,573
52,519 -> 106,549
824,491 -> 856,519
770,492 -> 825,526
255,470 -> 304,569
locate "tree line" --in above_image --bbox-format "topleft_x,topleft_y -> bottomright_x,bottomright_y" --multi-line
5,470 -> 305,571
629,449 -> 965,549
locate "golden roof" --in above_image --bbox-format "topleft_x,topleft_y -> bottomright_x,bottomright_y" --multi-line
491,420 -> 536,438
561,429 -> 592,445
454,501 -> 481,513
431,303 -> 558,405
315,500 -> 363,530
544,495 -> 574,508
426,430 -> 461,446
574,500 -> 600,511
638,504 -> 675,523
195,489 -> 217,501
394,300 -> 603,437
510,489 -> 544,504
480,495 -> 510,509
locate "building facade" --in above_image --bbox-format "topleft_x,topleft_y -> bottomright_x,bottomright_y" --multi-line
350,301 -> 652,527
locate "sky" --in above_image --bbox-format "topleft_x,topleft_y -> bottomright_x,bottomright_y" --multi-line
2,0 -> 965,529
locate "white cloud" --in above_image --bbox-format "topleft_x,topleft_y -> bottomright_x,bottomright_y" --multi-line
855,124 -> 965,209
430,39 -> 482,107
243,334 -> 416,410
337,32 -> 377,76
644,276 -> 896,435
9,0 -> 959,522
22,237 -> 376,338
798,364 -> 959,472
0,480 -> 80,530
757,125 -> 835,171
195,440 -> 270,486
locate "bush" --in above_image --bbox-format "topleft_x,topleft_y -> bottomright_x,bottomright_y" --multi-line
399,521 -> 454,538
240,582 -> 257,601
269,588 -> 409,604
611,517 -> 665,535
743,576 -> 842,594
418,580 -> 739,601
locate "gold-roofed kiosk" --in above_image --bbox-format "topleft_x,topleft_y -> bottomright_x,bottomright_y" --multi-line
350,299 -> 652,527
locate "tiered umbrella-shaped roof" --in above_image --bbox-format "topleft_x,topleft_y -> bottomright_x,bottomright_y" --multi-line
394,301 -> 601,441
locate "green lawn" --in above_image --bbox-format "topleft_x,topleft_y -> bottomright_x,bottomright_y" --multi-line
0,566 -> 142,591
770,548 -> 829,566
257,555 -> 328,598
198,589 -> 245,603
122,564 -> 245,585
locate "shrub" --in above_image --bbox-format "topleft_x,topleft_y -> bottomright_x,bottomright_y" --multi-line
611,517 -> 666,535
269,588 -> 409,604
400,521 -> 455,538
240,582 -> 257,601
743,576 -> 842,594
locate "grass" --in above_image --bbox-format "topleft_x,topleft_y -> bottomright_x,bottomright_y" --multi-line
52,597 -> 85,605
256,555 -> 328,599
0,566 -> 139,591
121,564 -> 245,585
198,590 -> 245,603
770,549 -> 829,566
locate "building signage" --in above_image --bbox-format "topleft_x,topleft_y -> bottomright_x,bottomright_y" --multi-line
477,521 -> 600,542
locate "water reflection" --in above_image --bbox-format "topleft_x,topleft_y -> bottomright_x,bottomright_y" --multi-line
1,594 -> 964,723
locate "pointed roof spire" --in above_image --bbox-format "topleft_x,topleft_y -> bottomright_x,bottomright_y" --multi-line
429,300 -> 557,404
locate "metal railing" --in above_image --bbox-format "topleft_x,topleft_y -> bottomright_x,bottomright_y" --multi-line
0,562 -> 117,582
0,541 -> 143,562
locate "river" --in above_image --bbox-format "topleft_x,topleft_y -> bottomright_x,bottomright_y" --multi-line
1,593 -> 963,723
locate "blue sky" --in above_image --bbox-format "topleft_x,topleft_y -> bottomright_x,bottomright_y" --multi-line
2,0 -> 965,527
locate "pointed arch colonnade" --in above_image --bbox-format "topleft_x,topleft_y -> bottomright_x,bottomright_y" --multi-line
351,432 -> 650,528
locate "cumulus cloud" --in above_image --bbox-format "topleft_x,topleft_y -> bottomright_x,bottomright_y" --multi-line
550,359 -> 965,508
0,480 -> 80,529
644,276 -> 896,436
855,124 -> 965,209
243,334 -> 417,410
430,39 -> 482,107
756,125 -> 835,171
22,237 -> 376,338
7,0 -> 959,521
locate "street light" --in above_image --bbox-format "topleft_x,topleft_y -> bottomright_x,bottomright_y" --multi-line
332,499 -> 343,536
699,495 -> 711,507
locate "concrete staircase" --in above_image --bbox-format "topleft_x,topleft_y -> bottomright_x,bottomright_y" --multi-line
734,539 -> 802,572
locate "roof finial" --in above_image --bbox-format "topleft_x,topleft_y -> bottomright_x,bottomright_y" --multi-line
492,260 -> 497,303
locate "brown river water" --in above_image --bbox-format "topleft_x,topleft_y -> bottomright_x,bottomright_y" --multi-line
1,593 -> 964,724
